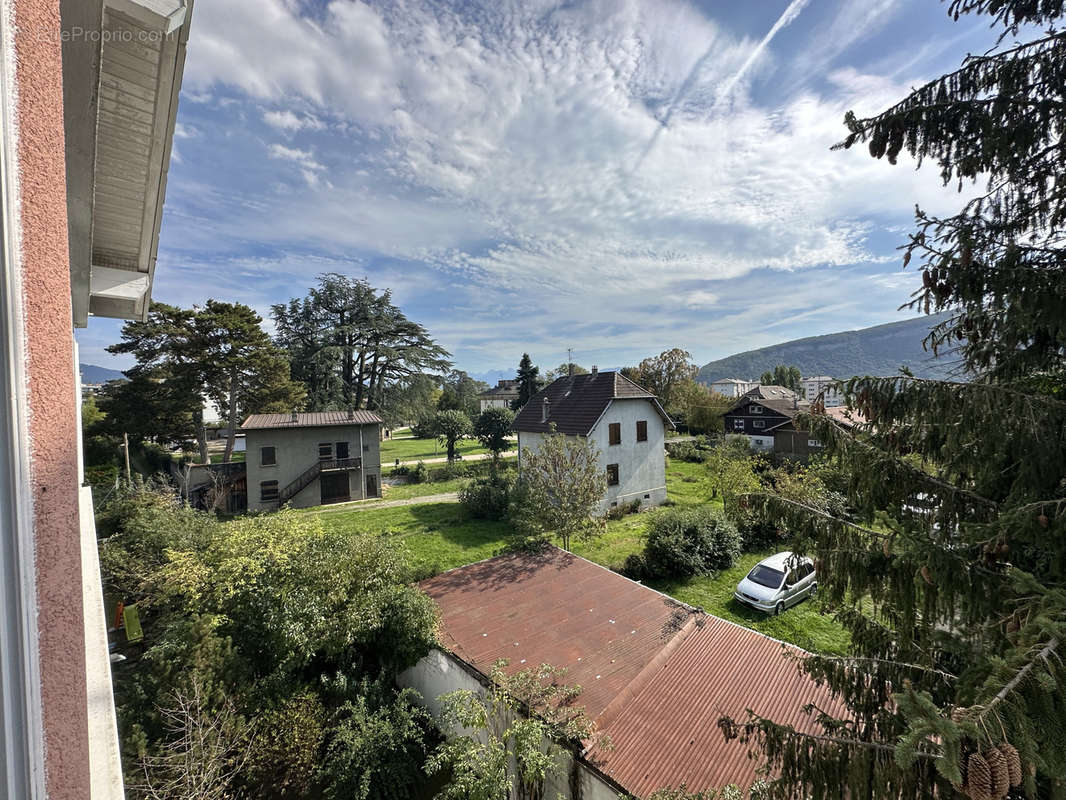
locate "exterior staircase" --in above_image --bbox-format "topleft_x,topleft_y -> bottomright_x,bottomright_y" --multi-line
277,457 -> 362,507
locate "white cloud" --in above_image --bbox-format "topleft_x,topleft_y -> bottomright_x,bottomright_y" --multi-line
262,109 -> 325,131
163,0 -> 977,370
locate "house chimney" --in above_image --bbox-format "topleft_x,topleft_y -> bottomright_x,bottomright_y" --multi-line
792,393 -> 798,411
348,407 -> 355,420
568,362 -> 574,377
291,410 -> 298,422
541,397 -> 551,423
591,365 -> 598,375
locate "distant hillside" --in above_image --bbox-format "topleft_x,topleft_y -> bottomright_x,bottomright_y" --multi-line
80,363 -> 125,384
697,314 -> 959,384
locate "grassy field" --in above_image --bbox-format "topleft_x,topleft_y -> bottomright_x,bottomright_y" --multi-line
307,458 -> 851,654
379,436 -> 496,463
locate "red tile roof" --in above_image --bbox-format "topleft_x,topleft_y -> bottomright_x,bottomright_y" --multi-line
420,549 -> 847,797
241,411 -> 383,430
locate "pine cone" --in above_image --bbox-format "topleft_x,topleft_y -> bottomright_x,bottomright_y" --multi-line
1037,514 -> 1049,529
920,565 -> 934,585
984,748 -> 1009,798
965,752 -> 992,800
998,743 -> 1022,787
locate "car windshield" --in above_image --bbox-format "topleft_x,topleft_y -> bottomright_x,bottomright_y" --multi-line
748,565 -> 785,588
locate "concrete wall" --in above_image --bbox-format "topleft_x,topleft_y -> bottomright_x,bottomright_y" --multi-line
399,649 -> 622,800
245,423 -> 381,511
588,398 -> 667,513
518,398 -> 668,515
4,0 -> 92,795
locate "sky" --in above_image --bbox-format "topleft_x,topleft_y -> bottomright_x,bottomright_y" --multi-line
75,0 -> 998,380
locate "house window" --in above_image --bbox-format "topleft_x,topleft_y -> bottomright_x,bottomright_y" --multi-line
808,439 -> 822,447
260,480 -> 279,503
608,423 -> 621,446
733,418 -> 745,430
750,405 -> 763,414
363,443 -> 370,452
260,446 -> 276,467
606,464 -> 619,486
753,420 -> 765,429
318,443 -> 333,462
636,420 -> 648,442
336,442 -> 350,460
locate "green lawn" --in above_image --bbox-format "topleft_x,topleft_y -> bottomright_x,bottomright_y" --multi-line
379,436 -> 496,463
380,478 -> 467,500
305,458 -> 852,655
208,451 -> 246,464
649,550 -> 851,655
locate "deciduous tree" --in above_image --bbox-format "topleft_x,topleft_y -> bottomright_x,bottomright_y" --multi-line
473,407 -> 515,463
511,429 -> 605,551
433,409 -> 473,462
637,348 -> 698,408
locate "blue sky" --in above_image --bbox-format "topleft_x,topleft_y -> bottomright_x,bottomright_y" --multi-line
76,0 -> 997,378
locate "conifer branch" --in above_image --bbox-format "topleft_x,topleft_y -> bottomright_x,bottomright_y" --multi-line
980,637 -> 1060,716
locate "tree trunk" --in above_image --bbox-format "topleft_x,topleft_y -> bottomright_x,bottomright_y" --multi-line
223,367 -> 238,463
194,405 -> 209,464
366,346 -> 382,409
447,436 -> 456,462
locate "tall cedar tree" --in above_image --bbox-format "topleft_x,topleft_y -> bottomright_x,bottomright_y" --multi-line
719,3 -> 1066,798
196,301 -> 305,462
512,353 -> 543,410
272,274 -> 452,411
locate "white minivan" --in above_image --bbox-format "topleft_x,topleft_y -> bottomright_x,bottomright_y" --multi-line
734,551 -> 817,615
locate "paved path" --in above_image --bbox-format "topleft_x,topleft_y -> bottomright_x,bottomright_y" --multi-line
319,492 -> 460,512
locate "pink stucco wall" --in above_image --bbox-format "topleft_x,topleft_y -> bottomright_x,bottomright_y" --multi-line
13,0 -> 92,796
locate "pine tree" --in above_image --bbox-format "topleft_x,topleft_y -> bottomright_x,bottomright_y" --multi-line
512,353 -> 542,410
719,3 -> 1066,797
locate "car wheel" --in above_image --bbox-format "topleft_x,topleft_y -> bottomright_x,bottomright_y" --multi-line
774,601 -> 784,616
809,582 -> 818,598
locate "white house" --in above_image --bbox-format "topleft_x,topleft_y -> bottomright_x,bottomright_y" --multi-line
709,377 -> 759,397
512,369 -> 673,513
801,375 -> 843,407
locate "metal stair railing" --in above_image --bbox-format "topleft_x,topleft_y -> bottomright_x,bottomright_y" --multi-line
277,457 -> 362,507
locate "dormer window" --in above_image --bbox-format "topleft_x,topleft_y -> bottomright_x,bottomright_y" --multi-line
750,405 -> 763,414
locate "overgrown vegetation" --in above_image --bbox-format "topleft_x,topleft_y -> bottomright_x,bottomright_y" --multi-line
101,482 -> 439,799
626,506 -> 741,581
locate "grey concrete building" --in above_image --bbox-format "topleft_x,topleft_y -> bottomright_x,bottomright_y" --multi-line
242,411 -> 384,512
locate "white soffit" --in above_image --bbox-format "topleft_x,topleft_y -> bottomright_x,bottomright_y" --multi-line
70,0 -> 192,325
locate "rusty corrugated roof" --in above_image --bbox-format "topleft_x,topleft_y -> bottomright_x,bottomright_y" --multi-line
241,411 -> 383,430
421,549 -> 846,797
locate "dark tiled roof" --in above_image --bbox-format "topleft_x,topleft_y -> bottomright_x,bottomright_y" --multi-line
477,382 -> 520,399
240,411 -> 383,430
512,371 -> 673,435
728,385 -> 810,419
420,549 -> 847,796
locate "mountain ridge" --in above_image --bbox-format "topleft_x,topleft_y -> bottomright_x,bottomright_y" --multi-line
697,314 -> 957,384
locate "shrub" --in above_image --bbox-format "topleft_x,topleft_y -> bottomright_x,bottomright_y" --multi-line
439,460 -> 469,480
459,472 -> 514,520
409,461 -> 429,484
642,507 -> 741,579
605,498 -> 642,520
621,552 -> 648,581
